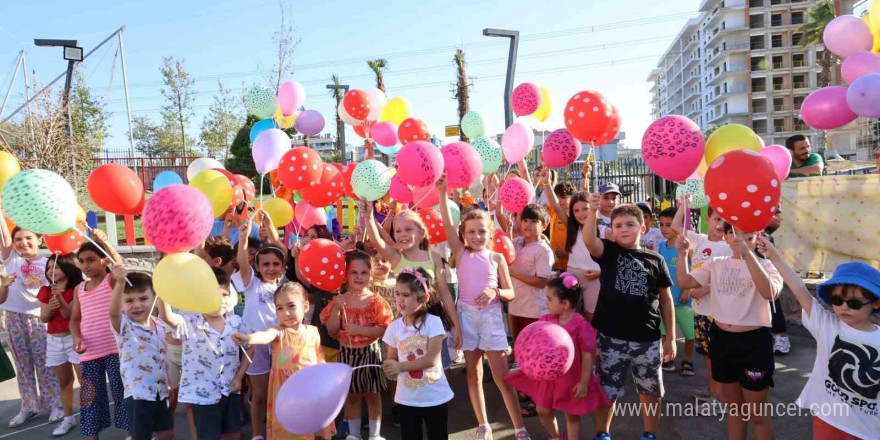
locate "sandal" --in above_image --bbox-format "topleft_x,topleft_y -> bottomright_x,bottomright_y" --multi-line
681,360 -> 695,377
519,399 -> 538,418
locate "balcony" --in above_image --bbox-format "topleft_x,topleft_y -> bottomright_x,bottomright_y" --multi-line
773,104 -> 787,111
774,124 -> 786,132
708,88 -> 748,105
753,105 -> 768,113
752,84 -> 767,92
707,44 -> 750,66
772,62 -> 785,69
793,81 -> 807,89
684,73 -> 701,87
792,60 -> 806,67
773,83 -> 785,91
793,123 -> 807,131
684,55 -> 700,70
708,67 -> 749,85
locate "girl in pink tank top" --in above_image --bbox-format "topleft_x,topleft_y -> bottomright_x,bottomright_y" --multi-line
457,249 -> 499,307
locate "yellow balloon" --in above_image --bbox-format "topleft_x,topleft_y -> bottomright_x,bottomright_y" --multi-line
154,253 -> 221,314
380,97 -> 411,125
696,156 -> 709,178
532,87 -> 552,122
863,14 -> 880,53
871,1 -> 880,33
255,197 -> 294,227
189,169 -> 233,218
0,151 -> 21,192
76,205 -> 87,227
704,124 -> 763,166
279,112 -> 298,129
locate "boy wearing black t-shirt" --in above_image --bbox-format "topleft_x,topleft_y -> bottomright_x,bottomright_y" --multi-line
584,194 -> 676,440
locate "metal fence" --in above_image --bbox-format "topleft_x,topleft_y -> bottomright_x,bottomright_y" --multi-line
92,153 -> 208,192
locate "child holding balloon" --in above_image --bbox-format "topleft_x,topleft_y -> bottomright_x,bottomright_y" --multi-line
436,176 -> 532,440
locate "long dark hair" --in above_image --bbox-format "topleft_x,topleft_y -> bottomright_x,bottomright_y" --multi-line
307,225 -> 333,240
45,254 -> 84,290
77,242 -> 111,274
565,192 -> 591,253
396,268 -> 452,332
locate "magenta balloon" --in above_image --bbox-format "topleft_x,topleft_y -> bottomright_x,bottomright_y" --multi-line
823,15 -> 874,59
514,321 -> 574,381
499,177 -> 534,214
274,363 -> 351,435
294,200 -> 327,230
277,80 -> 306,116
295,110 -> 325,136
846,73 -> 880,118
395,141 -> 444,187
760,144 -> 792,181
143,185 -> 214,254
252,129 -> 290,175
371,122 -> 399,147
388,174 -> 413,204
501,123 -> 535,164
442,142 -> 482,189
842,51 -> 880,84
641,115 -> 706,182
541,129 -> 582,168
511,82 -> 542,116
801,87 -> 858,130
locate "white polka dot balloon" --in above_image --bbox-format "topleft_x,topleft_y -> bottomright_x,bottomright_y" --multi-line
296,238 -> 346,292
675,179 -> 709,209
704,150 -> 781,232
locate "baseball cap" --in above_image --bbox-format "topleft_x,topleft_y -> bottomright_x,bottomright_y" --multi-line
636,201 -> 653,214
816,262 -> 880,313
599,182 -> 621,195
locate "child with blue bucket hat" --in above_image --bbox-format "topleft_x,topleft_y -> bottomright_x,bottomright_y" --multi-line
759,236 -> 880,440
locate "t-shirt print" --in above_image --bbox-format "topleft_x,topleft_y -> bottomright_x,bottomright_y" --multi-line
397,326 -> 442,389
614,254 -> 649,298
828,336 -> 880,409
712,263 -> 757,299
19,259 -> 44,290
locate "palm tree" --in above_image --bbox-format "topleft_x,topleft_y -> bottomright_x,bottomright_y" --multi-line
453,49 -> 470,143
366,59 -> 388,93
329,74 -> 345,160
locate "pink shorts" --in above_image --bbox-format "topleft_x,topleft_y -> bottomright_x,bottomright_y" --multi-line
569,268 -> 600,314
246,344 -> 271,376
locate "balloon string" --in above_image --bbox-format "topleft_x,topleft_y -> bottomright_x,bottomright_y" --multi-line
147,294 -> 159,323
352,364 -> 382,371
409,188 -> 434,212
51,253 -> 58,285
80,231 -> 131,286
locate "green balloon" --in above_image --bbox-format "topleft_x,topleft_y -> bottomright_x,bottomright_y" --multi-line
351,160 -> 391,201
676,179 -> 709,209
461,111 -> 485,139
2,169 -> 78,235
449,202 -> 461,225
472,137 -> 502,175
245,86 -> 277,119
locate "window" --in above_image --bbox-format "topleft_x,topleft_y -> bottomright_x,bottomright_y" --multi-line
752,77 -> 767,92
749,0 -> 764,6
771,14 -> 783,26
791,11 -> 804,25
794,96 -> 805,110
793,74 -> 806,88
751,56 -> 767,71
753,98 -> 767,112
753,119 -> 768,133
793,118 -> 807,131
750,14 -> 765,28
791,33 -> 803,46
772,34 -> 784,48
773,97 -> 785,111
751,35 -> 765,50
773,76 -> 785,90
774,118 -> 786,132
793,53 -> 805,67
772,55 -> 784,68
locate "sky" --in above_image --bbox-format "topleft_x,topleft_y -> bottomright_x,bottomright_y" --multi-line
0,0 -> 701,155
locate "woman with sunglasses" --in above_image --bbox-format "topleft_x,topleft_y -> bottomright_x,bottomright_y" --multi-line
759,236 -> 880,440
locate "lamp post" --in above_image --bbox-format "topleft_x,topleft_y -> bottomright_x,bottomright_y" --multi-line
482,28 -> 519,128
326,83 -> 349,164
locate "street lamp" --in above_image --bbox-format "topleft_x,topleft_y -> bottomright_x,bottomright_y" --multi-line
326,83 -> 349,164
482,28 -> 519,128
34,38 -> 83,183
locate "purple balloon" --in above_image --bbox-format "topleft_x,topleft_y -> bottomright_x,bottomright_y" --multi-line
275,363 -> 351,435
823,15 -> 874,59
278,80 -> 306,116
842,52 -> 880,84
295,110 -> 325,136
800,86 -> 858,130
252,128 -> 290,175
846,73 -> 880,118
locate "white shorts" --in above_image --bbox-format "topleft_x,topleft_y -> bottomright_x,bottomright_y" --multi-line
569,267 -> 601,314
166,343 -> 183,389
458,302 -> 509,352
46,334 -> 79,367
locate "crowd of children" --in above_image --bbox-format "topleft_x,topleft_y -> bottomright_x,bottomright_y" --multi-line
0,159 -> 877,440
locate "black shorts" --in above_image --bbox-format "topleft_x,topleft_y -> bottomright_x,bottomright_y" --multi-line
709,325 -> 774,391
124,396 -> 173,440
191,393 -> 241,440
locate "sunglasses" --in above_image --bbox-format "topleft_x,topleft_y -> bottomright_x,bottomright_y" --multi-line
829,296 -> 874,310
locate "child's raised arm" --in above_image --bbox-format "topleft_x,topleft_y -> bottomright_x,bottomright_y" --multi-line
671,196 -> 687,237
758,236 -> 812,316
584,193 -> 604,258
436,176 -> 464,261
258,210 -> 283,249
361,200 -> 400,266
108,263 -> 127,333
156,297 -> 185,331
541,172 -> 568,225
674,235 -> 704,290
0,274 -> 14,304
92,229 -> 122,264
235,216 -> 255,287
0,199 -> 13,260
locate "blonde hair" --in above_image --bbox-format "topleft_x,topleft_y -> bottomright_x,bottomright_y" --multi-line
394,210 -> 430,251
273,282 -> 309,307
459,209 -> 494,251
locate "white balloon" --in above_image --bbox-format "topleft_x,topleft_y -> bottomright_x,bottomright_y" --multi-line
365,88 -> 387,121
187,158 -> 224,182
337,101 -> 363,126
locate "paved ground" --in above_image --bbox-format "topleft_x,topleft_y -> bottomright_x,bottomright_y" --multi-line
0,324 -> 816,440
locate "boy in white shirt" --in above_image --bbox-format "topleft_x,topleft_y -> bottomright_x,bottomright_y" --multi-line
108,266 -> 173,440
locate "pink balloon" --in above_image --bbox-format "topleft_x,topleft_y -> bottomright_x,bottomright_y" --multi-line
514,321 -> 574,381
143,185 -> 214,254
846,73 -> 880,118
442,142 -> 481,189
760,144 -> 792,181
541,129 -> 582,168
294,200 -> 327,230
511,82 -> 542,116
499,177 -> 534,214
823,15 -> 874,59
388,174 -> 413,204
371,122 -> 399,147
275,363 -> 351,435
842,51 -> 880,84
801,86 -> 858,130
412,185 -> 439,209
641,115 -> 706,182
395,141 -> 444,187
294,110 -> 325,136
501,123 -> 534,164
277,80 -> 306,116
252,129 -> 290,175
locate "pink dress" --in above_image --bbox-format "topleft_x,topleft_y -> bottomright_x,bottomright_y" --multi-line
505,313 -> 610,415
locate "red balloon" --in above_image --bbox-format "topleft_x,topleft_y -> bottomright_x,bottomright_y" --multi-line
418,208 -> 447,244
299,164 -> 342,207
296,238 -> 346,291
397,117 -> 430,144
278,148 -> 324,190
87,164 -> 145,215
704,150 -> 781,233
212,168 -> 244,208
493,230 -> 516,266
412,185 -> 439,209
442,142 -> 482,189
389,174 -> 413,204
353,120 -> 376,139
343,89 -> 371,121
235,175 -> 256,202
341,164 -> 356,198
564,91 -> 613,144
594,105 -> 621,146
45,229 -> 85,255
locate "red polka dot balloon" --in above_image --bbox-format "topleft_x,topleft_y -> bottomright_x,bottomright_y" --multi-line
594,105 -> 621,146
541,129 -> 582,168
704,150 -> 781,233
213,168 -> 244,208
235,175 -> 256,202
298,164 -> 342,208
297,238 -> 346,292
343,89 -> 371,121
564,91 -> 613,144
493,230 -> 516,265
397,118 -> 430,144
341,164 -> 356,198
511,82 -> 542,117
418,208 -> 447,244
45,229 -> 85,255
278,148 -> 324,190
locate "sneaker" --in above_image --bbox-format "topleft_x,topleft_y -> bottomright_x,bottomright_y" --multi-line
391,403 -> 401,427
641,433 -> 659,440
661,360 -> 675,372
774,334 -> 791,355
594,432 -> 612,440
8,410 -> 37,428
345,436 -> 361,440
514,430 -> 531,440
52,417 -> 77,436
692,388 -> 713,402
475,424 -> 493,440
48,408 -> 65,423
367,437 -> 385,440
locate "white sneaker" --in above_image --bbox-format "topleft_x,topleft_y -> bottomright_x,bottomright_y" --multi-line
48,408 -> 65,423
8,410 -> 37,428
345,436 -> 362,440
774,334 -> 791,355
368,436 -> 386,440
52,417 -> 77,436
475,425 -> 493,440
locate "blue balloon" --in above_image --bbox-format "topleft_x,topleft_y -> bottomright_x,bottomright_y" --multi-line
250,118 -> 280,143
153,171 -> 183,192
375,144 -> 401,155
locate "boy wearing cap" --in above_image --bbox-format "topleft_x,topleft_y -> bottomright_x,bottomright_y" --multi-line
597,183 -> 621,229
760,238 -> 880,440
637,202 -> 662,252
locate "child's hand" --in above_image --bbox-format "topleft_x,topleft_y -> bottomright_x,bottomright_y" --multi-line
92,229 -> 109,243
583,269 -> 601,281
229,376 -> 242,394
48,295 -> 61,310
51,282 -> 65,296
572,380 -> 589,399
342,322 -> 367,336
382,359 -> 401,377
110,263 -> 127,283
231,332 -> 251,346
676,235 -> 691,253
73,336 -> 85,354
451,327 -> 462,351
435,174 -> 448,194
587,193 -> 601,212
476,288 -> 498,307
0,274 -> 16,288
662,337 -> 676,363
756,235 -> 778,258
731,236 -> 751,256
582,161 -> 592,177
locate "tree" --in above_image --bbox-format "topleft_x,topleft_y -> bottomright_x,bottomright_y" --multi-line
366,59 -> 388,92
262,0 -> 301,94
199,81 -> 243,159
329,74 -> 345,160
159,56 -> 195,155
226,114 -> 260,178
452,49 -> 470,143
